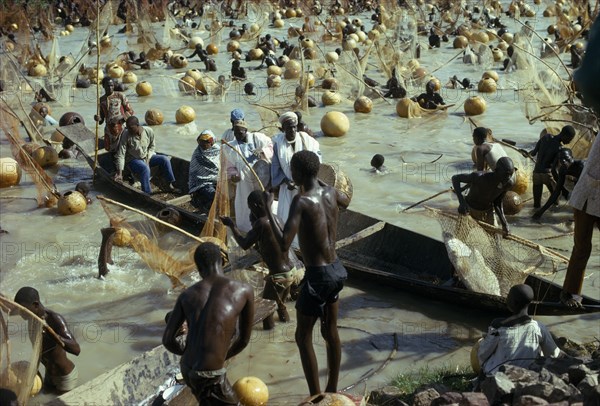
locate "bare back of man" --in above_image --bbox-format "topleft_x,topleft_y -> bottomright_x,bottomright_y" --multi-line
464,172 -> 511,211
265,150 -> 350,396
178,277 -> 251,370
293,184 -> 342,266
163,243 -> 254,405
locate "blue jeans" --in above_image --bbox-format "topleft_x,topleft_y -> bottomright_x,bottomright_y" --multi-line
190,183 -> 217,210
128,154 -> 175,193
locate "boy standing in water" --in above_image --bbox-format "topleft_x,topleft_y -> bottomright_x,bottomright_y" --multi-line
264,150 -> 350,396
14,287 -> 80,393
221,190 -> 297,330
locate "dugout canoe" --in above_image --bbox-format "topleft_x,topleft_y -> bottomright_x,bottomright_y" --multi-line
59,124 -> 599,316
56,123 -> 207,231
334,209 -> 600,316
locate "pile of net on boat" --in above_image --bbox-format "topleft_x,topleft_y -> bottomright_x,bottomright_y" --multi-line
431,208 -> 568,297
0,296 -> 44,404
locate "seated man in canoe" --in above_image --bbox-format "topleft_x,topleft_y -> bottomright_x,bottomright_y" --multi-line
221,190 -> 298,330
188,129 -> 220,211
411,79 -> 445,110
452,156 -> 515,235
162,242 -> 255,405
113,116 -> 180,194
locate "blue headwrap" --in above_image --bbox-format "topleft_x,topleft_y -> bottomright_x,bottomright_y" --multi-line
230,108 -> 245,122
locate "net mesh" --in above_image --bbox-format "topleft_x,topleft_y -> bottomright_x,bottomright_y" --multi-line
509,18 -> 597,160
431,209 -> 562,297
97,146 -> 270,295
0,296 -> 44,405
0,104 -> 60,207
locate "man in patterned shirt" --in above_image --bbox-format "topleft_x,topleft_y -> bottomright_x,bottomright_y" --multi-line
189,129 -> 220,211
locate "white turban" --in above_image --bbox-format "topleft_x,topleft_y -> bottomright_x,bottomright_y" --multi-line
279,112 -> 298,127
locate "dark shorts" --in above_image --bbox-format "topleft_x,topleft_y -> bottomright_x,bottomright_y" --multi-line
180,365 -> 239,406
295,258 -> 347,317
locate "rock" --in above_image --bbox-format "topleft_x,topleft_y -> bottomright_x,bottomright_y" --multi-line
583,384 -> 600,405
514,395 -> 549,405
532,357 -> 584,376
514,382 -> 573,403
432,392 -> 464,405
413,388 -> 440,406
578,375 -> 599,398
500,366 -> 540,385
459,392 -> 490,406
369,386 -> 409,406
569,365 -> 593,385
481,372 -> 515,404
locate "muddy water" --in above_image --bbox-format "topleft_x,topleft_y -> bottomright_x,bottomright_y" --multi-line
0,4 -> 598,404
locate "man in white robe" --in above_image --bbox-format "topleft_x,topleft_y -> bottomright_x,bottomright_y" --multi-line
225,119 -> 273,233
271,112 -> 322,225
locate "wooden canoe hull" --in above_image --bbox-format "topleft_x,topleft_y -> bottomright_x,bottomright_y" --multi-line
58,124 -> 600,316
57,124 -> 207,232
335,209 -> 600,316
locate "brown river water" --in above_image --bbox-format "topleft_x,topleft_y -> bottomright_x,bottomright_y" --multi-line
0,2 -> 598,403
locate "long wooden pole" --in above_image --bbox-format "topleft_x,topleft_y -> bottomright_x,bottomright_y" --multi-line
97,195 -> 209,243
94,0 -> 101,184
0,296 -> 64,347
221,139 -> 265,191
402,188 -> 452,212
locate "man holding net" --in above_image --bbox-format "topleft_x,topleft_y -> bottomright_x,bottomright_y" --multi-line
523,125 -> 576,209
271,111 -> 322,227
14,287 -> 80,394
264,150 -> 350,396
452,156 -> 516,235
221,191 -> 297,330
224,118 -> 273,233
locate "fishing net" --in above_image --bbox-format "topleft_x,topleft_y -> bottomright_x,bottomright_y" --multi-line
0,296 -> 44,405
0,105 -> 60,207
98,195 -> 268,296
431,209 -> 565,297
99,198 -> 204,289
508,18 -> 597,160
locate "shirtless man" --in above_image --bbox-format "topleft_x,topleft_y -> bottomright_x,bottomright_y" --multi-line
524,125 -> 576,208
452,156 -> 516,235
221,191 -> 295,330
162,242 -> 255,405
533,148 -> 584,220
14,287 -> 80,393
264,150 -> 350,396
412,80 -> 445,109
231,59 -> 246,81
